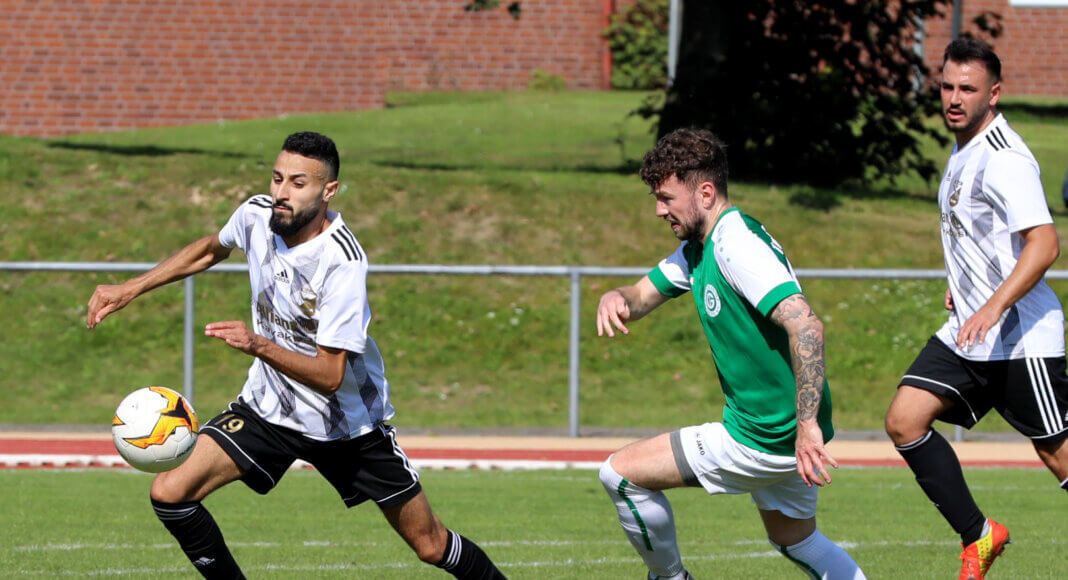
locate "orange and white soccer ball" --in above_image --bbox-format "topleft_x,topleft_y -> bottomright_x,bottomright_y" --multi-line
111,386 -> 199,473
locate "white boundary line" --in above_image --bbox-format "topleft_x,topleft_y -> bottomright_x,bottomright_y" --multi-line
11,538 -> 1017,576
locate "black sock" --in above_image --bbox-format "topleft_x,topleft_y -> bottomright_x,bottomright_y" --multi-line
896,430 -> 985,545
151,498 -> 245,579
434,529 -> 507,579
1061,477 -> 1068,492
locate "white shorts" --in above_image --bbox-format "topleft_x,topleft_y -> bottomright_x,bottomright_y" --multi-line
672,422 -> 817,519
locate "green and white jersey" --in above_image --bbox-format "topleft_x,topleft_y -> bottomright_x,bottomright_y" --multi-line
647,207 -> 834,456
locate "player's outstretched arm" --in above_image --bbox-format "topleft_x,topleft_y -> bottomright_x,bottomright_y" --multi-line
204,320 -> 348,395
596,276 -> 669,337
769,294 -> 838,488
956,223 -> 1060,349
86,234 -> 232,329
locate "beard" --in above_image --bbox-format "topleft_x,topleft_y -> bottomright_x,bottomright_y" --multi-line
942,105 -> 986,137
269,198 -> 322,238
674,205 -> 708,243
678,217 -> 707,243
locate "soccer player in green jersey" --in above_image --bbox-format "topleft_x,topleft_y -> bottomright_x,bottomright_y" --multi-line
595,128 -> 865,579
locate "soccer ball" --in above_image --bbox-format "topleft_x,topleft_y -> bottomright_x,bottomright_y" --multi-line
111,386 -> 199,473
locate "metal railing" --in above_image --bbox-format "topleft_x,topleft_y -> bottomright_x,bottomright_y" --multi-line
6,261 -> 1067,438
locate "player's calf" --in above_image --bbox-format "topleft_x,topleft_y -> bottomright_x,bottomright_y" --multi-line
150,498 -> 244,579
599,458 -> 690,580
433,529 -> 507,580
769,529 -> 866,580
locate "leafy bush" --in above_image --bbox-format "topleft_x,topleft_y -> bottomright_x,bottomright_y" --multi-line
604,0 -> 669,90
527,68 -> 567,91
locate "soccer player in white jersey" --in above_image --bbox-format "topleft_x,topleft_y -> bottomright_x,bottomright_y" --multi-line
885,39 -> 1068,580
87,132 -> 506,579
596,128 -> 865,579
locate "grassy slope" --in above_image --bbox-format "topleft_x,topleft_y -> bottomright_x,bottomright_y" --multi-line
1,91 -> 1066,432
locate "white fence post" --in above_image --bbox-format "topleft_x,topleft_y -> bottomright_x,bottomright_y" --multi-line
568,268 -> 582,438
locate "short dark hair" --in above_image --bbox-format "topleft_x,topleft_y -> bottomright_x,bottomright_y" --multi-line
282,131 -> 340,181
640,128 -> 728,196
943,38 -> 1001,82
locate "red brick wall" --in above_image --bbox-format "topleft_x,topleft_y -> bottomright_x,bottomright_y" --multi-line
0,1 -> 392,136
381,1 -> 610,92
922,0 -> 1068,96
0,0 -> 614,136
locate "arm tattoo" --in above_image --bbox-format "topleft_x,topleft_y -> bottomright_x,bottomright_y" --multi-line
769,295 -> 826,422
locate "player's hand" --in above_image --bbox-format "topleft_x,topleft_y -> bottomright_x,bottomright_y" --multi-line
956,304 -> 1002,350
86,283 -> 137,329
205,320 -> 264,355
596,290 -> 631,337
795,419 -> 837,487
944,287 -> 954,311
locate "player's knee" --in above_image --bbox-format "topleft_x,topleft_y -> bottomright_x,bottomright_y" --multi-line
599,455 -> 621,493
149,472 -> 194,504
884,407 -> 919,444
883,411 -> 900,439
765,517 -> 816,548
1033,438 -> 1068,481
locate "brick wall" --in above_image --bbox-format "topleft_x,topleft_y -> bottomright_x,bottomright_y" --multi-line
381,1 -> 610,92
0,0 -> 614,136
0,0 -> 1062,137
922,0 -> 1068,96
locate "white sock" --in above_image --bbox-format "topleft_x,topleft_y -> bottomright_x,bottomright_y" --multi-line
599,457 -> 686,578
770,529 -> 866,580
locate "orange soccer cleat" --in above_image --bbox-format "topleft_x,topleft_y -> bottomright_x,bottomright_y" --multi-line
959,519 -> 1011,580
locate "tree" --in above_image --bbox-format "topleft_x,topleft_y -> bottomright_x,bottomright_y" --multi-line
655,1 -> 1001,187
471,1 -> 1002,187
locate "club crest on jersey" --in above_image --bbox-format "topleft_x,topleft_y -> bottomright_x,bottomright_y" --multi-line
703,284 -> 721,318
949,180 -> 962,207
299,288 -> 318,317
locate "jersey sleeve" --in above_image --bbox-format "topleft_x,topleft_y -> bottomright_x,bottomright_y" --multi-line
217,196 -> 269,250
647,242 -> 692,298
985,151 -> 1052,233
716,230 -> 801,316
315,260 -> 370,354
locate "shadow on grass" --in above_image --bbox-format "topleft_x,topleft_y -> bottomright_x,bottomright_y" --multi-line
370,158 -> 642,176
785,184 -> 939,211
1000,102 -> 1068,120
46,141 -> 248,158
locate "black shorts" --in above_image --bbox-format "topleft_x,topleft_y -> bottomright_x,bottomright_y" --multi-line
900,337 -> 1068,443
201,401 -> 422,508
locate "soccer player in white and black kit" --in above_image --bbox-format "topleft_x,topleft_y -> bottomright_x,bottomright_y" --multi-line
885,39 -> 1068,580
87,132 -> 506,579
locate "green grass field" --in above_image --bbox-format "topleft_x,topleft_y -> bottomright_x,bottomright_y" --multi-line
1,466 -> 1064,578
1,91 -> 1067,433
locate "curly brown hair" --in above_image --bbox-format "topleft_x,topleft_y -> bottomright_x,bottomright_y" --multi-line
639,128 -> 728,197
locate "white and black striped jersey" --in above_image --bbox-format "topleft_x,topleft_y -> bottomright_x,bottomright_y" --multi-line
217,195 -> 394,440
935,113 -> 1064,361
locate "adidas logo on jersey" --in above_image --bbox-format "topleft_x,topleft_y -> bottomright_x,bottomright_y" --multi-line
274,269 -> 290,284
